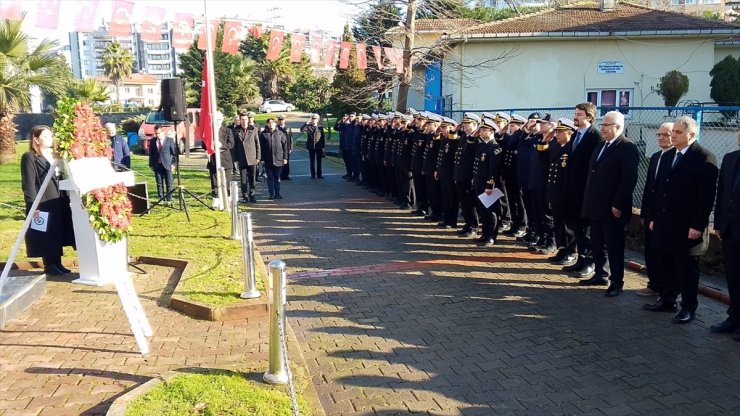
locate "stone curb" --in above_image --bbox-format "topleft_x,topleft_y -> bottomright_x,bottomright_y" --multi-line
625,260 -> 730,305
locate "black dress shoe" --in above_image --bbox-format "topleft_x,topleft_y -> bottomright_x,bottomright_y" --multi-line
604,283 -> 623,297
672,309 -> 695,324
562,260 -> 584,272
548,251 -> 567,262
437,221 -> 446,227
575,264 -> 595,278
457,227 -> 471,235
56,264 -> 72,274
249,196 -> 257,203
43,264 -> 64,276
578,276 -> 608,286
555,254 -> 578,266
275,194 -> 283,199
709,318 -> 739,333
461,230 -> 477,238
477,238 -> 495,247
643,299 -> 678,313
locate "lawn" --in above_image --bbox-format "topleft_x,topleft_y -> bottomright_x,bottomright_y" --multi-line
0,143 -> 262,305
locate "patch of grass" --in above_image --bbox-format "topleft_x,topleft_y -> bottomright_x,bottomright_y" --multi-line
124,370 -> 311,416
0,142 -> 262,306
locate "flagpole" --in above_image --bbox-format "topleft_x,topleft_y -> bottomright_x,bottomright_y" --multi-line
203,1 -> 226,210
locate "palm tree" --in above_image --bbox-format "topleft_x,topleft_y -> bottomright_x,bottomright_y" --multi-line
66,78 -> 110,104
0,17 -> 62,165
101,40 -> 134,105
259,45 -> 293,98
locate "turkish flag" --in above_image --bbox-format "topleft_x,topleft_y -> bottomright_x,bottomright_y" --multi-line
140,6 -> 165,43
36,0 -> 61,29
108,0 -> 133,38
290,33 -> 305,63
356,43 -> 367,69
371,45 -> 383,70
73,0 -> 99,32
198,20 -> 218,51
339,41 -> 351,69
324,40 -> 337,67
309,35 -> 322,65
201,56 -> 213,156
384,47 -> 404,74
248,25 -> 263,38
172,13 -> 194,50
222,21 -> 242,55
0,1 -> 23,21
266,30 -> 284,61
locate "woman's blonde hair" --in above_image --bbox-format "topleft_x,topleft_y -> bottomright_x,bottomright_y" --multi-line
29,125 -> 53,156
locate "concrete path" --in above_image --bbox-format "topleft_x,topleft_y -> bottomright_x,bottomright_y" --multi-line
251,146 -> 740,416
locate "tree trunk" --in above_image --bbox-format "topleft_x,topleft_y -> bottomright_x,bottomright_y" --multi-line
269,74 -> 278,98
0,113 -> 18,165
396,0 -> 417,112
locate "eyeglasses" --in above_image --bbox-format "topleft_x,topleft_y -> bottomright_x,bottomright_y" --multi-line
656,133 -> 670,137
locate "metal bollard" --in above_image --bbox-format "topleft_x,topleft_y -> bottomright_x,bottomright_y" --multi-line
240,212 -> 261,299
263,260 -> 288,385
229,181 -> 241,240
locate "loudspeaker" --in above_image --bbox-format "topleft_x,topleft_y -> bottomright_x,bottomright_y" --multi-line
160,78 -> 186,122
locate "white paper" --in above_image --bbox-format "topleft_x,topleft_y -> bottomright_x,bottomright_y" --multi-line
30,211 -> 49,232
478,188 -> 505,208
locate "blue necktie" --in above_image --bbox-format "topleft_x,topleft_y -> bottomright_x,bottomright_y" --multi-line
572,131 -> 582,150
672,152 -> 683,169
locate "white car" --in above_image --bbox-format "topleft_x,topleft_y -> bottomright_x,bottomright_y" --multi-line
259,99 -> 295,113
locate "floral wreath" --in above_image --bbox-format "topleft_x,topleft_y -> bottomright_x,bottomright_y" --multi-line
53,98 -> 133,243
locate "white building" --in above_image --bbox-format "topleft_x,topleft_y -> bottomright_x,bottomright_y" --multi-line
96,74 -> 161,108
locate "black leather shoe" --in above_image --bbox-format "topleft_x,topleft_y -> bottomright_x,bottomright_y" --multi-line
275,194 -> 283,199
537,245 -> 557,255
56,264 -> 72,274
555,254 -> 578,266
43,264 -> 64,276
575,264 -> 595,278
249,196 -> 257,203
563,260 -> 584,272
461,230 -> 477,238
477,238 -> 495,247
457,227 -> 471,234
709,318 -> 739,333
548,251 -> 567,262
643,299 -> 678,312
437,221 -> 446,227
578,276 -> 608,286
672,309 -> 695,324
604,283 -> 623,297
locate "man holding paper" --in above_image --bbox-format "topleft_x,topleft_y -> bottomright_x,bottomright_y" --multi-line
472,118 -> 504,247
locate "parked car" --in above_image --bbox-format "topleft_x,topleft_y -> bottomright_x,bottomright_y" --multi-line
259,99 -> 295,113
137,109 -> 203,155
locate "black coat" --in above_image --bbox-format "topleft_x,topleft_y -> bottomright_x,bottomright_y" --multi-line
715,149 -> 740,240
649,142 -> 718,255
472,139 -> 503,193
148,137 -> 178,170
208,126 -> 234,171
259,128 -> 288,167
278,124 -> 293,153
640,148 -> 676,221
20,152 -> 75,258
233,125 -> 261,167
436,135 -> 459,182
300,123 -> 325,151
563,125 -> 601,217
546,140 -> 570,205
581,135 -> 640,223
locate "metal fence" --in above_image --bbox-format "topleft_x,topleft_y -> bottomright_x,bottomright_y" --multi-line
443,106 -> 740,210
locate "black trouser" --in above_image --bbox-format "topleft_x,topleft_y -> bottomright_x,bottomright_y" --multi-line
426,175 -> 442,218
564,215 -> 593,266
341,148 -> 352,175
400,168 -> 413,207
395,166 -> 405,202
522,186 -> 534,235
385,164 -> 396,196
552,203 -> 575,253
498,182 -> 511,226
456,181 -> 478,230
441,179 -> 458,226
308,149 -> 323,178
361,156 -> 370,183
590,219 -> 626,284
722,234 -> 740,323
413,170 -> 427,212
239,165 -> 257,198
503,179 -> 526,232
476,198 -> 499,240
280,152 -> 290,179
530,189 -> 553,245
658,253 -> 701,312
42,256 -> 62,268
644,227 -> 672,293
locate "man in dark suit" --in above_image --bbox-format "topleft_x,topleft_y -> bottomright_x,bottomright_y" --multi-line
643,116 -> 718,324
277,114 -> 293,180
637,122 -> 675,297
148,126 -> 178,204
233,112 -> 261,203
580,111 -> 639,297
207,111 -> 234,206
712,129 -> 740,340
301,114 -> 325,179
259,118 -> 288,199
561,103 -> 601,274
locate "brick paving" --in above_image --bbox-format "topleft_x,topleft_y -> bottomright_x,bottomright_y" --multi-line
0,263 -> 268,415
252,148 -> 740,415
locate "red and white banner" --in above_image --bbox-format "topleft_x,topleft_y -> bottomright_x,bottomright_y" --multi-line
222,21 -> 243,54
339,41 -> 351,69
266,30 -> 284,61
198,20 -> 218,51
201,56 -> 213,156
139,5 -> 165,43
36,0 -> 61,29
108,0 -> 134,38
309,35 -> 323,65
290,33 -> 305,63
371,45 -> 383,70
384,47 -> 404,73
356,43 -> 367,69
0,1 -> 23,21
324,40 -> 337,67
172,13 -> 194,50
73,0 -> 99,32
248,25 -> 263,38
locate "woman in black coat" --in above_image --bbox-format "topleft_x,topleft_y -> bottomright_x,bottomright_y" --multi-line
20,125 -> 75,275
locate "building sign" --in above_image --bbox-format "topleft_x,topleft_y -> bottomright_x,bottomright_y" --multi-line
597,60 -> 624,74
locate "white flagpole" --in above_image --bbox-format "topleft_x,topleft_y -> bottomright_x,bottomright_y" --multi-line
203,1 -> 225,211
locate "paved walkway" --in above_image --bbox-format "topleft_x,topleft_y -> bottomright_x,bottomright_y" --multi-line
251,148 -> 740,415
0,263 -> 268,416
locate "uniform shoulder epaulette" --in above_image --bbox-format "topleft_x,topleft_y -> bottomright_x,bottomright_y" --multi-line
536,143 -> 549,151
433,134 -> 441,140
448,133 -> 458,140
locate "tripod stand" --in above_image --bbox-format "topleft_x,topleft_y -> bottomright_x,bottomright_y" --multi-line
141,121 -> 213,222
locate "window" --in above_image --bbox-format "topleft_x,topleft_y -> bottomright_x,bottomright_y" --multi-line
125,87 -> 130,93
698,0 -> 719,3
148,88 -> 154,94
671,0 -> 696,4
586,89 -> 632,115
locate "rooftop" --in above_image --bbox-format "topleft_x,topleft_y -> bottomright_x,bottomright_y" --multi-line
387,18 -> 481,35
95,73 -> 160,85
